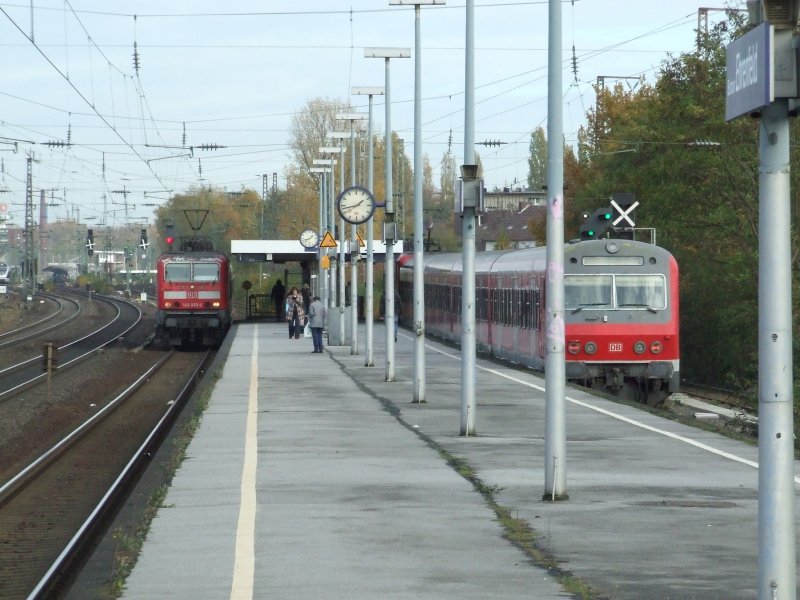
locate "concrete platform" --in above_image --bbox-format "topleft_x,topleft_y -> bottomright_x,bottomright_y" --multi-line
121,321 -> 800,599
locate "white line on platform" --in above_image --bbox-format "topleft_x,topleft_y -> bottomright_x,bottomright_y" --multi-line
423,341 -> 800,484
230,325 -> 259,600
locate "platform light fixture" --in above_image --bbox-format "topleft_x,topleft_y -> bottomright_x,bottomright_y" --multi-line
752,0 -> 800,27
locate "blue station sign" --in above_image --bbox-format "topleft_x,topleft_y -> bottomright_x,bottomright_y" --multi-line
726,22 -> 773,121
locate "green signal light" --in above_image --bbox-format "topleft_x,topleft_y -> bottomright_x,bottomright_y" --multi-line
587,229 -> 596,237
602,212 -> 612,220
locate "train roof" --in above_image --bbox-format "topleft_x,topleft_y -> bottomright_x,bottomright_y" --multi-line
157,251 -> 229,263
402,239 -> 675,274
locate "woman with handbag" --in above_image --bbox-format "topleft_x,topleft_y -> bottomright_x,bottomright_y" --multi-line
285,287 -> 305,339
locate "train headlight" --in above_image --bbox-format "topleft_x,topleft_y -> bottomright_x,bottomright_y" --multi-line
650,340 -> 663,354
633,341 -> 646,354
212,301 -> 221,308
568,340 -> 581,355
584,341 -> 598,355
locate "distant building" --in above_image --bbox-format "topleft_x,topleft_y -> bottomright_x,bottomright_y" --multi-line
475,204 -> 547,251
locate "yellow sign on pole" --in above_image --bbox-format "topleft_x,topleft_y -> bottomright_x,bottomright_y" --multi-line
319,231 -> 337,248
320,255 -> 330,269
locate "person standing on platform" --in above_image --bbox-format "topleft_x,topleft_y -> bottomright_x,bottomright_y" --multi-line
270,279 -> 285,321
308,295 -> 326,353
285,287 -> 305,339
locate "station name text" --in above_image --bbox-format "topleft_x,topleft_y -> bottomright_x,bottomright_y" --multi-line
727,44 -> 759,96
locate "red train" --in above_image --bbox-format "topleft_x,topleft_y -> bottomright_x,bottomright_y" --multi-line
398,238 -> 679,405
155,249 -> 233,347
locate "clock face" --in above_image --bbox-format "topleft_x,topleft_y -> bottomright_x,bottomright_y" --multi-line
337,186 -> 375,225
299,229 -> 319,248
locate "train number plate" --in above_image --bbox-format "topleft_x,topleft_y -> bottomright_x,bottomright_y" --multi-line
187,291 -> 199,299
609,342 -> 623,352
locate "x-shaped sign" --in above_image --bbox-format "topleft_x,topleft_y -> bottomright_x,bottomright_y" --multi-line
139,239 -> 149,250
611,199 -> 639,227
86,239 -> 95,250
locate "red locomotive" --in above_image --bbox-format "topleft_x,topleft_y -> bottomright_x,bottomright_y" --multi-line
398,238 -> 679,405
155,244 -> 233,347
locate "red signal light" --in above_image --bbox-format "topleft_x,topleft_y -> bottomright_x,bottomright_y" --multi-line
166,236 -> 175,246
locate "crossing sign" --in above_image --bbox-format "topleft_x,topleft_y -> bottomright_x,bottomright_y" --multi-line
611,198 -> 638,227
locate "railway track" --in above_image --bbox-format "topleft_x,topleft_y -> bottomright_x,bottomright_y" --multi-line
0,348 -> 213,600
0,292 -> 141,400
0,294 -> 79,348
679,382 -> 756,413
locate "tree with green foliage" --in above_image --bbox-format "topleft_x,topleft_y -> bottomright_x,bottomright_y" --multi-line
527,127 -> 547,191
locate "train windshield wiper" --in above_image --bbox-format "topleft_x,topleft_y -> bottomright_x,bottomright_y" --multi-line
571,302 -> 608,314
619,303 -> 658,313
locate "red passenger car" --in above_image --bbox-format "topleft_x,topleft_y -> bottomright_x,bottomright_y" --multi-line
155,250 -> 233,347
398,238 -> 679,406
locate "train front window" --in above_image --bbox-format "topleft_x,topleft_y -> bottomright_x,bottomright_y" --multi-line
565,275 -> 612,311
615,275 -> 666,310
194,263 -> 220,282
165,263 -> 191,282
566,274 -> 667,312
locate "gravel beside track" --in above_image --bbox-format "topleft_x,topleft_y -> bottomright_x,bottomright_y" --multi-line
0,295 -> 177,599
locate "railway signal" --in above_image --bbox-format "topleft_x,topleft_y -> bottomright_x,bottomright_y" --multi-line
610,193 -> 638,239
86,229 -> 94,256
579,207 -> 613,240
165,223 -> 175,250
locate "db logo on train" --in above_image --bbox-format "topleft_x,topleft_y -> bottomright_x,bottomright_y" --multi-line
609,343 -> 623,352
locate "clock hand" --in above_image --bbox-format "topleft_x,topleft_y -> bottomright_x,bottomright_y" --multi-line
341,199 -> 363,209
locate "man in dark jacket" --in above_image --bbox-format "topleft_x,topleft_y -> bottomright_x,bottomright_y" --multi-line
270,279 -> 285,321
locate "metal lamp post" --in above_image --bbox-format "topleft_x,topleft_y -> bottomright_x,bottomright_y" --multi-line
391,0 -> 446,406
315,153 -> 340,317
327,132 -> 350,345
336,112 -> 368,355
544,0 -> 568,499
460,1 -> 477,436
351,86 -> 385,367
365,47 -> 410,382
310,166 -> 331,302
738,2 -> 799,597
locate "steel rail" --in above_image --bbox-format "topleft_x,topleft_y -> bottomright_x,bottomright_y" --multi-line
25,349 -> 213,599
0,295 -> 141,399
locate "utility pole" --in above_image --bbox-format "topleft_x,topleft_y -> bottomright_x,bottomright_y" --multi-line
23,155 -> 36,298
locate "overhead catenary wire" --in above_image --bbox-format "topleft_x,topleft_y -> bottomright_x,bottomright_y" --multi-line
0,0 -> 716,220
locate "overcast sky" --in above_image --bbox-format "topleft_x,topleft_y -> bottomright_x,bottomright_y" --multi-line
0,1 -> 735,227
